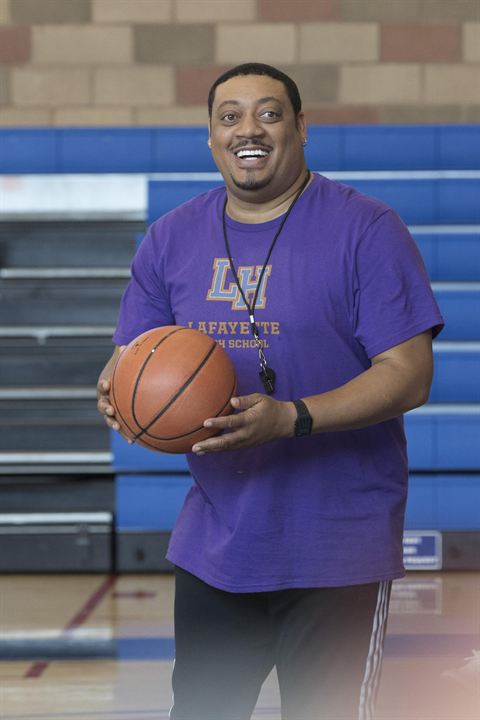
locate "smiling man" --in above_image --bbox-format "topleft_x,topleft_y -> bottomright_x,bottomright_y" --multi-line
97,63 -> 444,720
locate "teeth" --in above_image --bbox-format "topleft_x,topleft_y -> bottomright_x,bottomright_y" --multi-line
236,149 -> 269,158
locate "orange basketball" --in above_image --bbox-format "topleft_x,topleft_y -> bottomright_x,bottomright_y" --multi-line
109,325 -> 237,453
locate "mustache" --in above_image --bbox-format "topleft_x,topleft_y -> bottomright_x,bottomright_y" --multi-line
230,141 -> 273,153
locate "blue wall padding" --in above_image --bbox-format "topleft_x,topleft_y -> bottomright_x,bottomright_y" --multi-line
341,127 -> 437,170
0,129 -> 58,173
116,473 -> 192,530
405,474 -> 480,530
414,233 -> 480,282
111,431 -> 189,472
345,178 -> 435,224
433,288 -> 480,341
59,129 -> 154,173
152,127 -> 216,172
406,413 -> 480,471
437,179 -> 480,224
148,179 -> 223,224
405,475 -> 437,528
438,126 -> 480,169
430,348 -> 480,403
2,125 -> 480,174
304,127 -> 343,170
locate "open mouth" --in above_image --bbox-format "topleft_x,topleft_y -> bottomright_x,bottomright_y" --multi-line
232,146 -> 272,162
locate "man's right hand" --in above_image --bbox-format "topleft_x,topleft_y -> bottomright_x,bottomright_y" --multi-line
96,346 -> 131,439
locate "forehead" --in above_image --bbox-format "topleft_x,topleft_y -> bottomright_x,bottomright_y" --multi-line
212,74 -> 290,109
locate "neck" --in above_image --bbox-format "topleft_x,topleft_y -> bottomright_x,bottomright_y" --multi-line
225,169 -> 312,224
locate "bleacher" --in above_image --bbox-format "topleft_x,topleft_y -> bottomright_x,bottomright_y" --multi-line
0,125 -> 479,572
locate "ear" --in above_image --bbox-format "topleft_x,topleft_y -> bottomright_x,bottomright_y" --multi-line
207,137 -> 212,148
296,111 -> 307,142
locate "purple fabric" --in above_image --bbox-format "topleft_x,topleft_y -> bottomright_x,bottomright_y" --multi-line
113,173 -> 444,591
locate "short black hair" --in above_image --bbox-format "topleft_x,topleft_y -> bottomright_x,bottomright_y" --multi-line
208,63 -> 302,118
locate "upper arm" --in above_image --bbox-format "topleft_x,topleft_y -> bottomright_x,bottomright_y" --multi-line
371,330 -> 434,403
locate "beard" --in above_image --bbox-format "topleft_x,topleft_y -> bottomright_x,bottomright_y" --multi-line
230,169 -> 273,192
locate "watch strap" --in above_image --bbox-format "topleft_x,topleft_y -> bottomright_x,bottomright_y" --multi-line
293,399 -> 313,437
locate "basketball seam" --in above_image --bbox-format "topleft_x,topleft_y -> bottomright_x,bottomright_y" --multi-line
132,337 -> 218,441
142,374 -> 237,442
131,326 -> 188,434
111,326 -> 185,440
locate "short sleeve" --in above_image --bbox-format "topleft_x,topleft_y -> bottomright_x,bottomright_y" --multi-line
112,224 -> 174,345
353,209 -> 444,359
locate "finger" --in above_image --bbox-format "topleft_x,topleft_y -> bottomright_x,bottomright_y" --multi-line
96,378 -> 110,395
230,393 -> 263,411
203,412 -> 247,431
192,428 -> 250,455
97,397 -> 115,415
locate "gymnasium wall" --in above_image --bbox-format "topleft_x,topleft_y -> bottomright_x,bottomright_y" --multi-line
0,0 -> 479,128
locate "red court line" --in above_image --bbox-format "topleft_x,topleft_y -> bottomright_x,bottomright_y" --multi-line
24,575 -> 118,679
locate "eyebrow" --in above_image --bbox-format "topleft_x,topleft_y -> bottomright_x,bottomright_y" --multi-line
216,96 -> 282,111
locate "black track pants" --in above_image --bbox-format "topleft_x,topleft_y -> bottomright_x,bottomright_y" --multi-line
170,567 -> 391,720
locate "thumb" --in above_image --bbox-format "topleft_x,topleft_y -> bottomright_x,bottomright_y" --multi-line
230,393 -> 263,411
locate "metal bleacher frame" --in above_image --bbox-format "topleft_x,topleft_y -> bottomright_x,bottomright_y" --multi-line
1,125 -> 479,572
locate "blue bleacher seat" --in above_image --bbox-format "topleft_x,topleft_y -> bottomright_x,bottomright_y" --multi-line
406,410 -> 480,471
406,474 -> 480,530
111,430 -> 189,473
148,180 -> 223,224
438,126 -> 480,170
413,232 -> 480,281
116,473 -> 192,531
433,286 -> 480,341
430,345 -> 480,403
342,126 -> 437,171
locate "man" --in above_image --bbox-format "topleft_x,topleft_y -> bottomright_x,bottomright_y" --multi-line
98,63 -> 444,720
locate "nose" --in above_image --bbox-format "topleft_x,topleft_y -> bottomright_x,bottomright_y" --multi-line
235,111 -> 265,140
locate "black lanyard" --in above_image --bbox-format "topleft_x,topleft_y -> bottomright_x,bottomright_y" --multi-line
221,170 -> 311,394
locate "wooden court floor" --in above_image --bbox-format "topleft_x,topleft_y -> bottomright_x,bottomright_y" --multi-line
0,572 -> 479,720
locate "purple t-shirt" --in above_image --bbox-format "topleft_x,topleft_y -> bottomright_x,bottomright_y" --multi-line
113,173 -> 444,591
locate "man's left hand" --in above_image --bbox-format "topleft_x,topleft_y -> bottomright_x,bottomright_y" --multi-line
192,394 -> 296,455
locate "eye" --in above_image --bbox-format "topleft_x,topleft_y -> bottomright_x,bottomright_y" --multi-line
221,112 -> 237,123
260,110 -> 280,121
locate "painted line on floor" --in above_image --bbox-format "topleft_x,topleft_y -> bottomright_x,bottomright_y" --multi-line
23,575 -> 117,679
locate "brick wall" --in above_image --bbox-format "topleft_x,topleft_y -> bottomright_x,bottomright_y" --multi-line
0,0 -> 479,126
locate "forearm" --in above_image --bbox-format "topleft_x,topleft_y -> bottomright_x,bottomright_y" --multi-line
298,357 -> 430,436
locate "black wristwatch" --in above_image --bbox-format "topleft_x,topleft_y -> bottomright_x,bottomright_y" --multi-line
293,399 -> 313,437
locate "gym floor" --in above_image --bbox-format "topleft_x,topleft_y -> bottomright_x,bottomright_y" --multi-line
0,571 -> 478,720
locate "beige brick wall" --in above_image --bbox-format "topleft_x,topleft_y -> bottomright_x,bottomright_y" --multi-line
94,65 -> 175,107
12,67 -> 91,107
0,0 -> 10,24
299,22 -> 379,63
0,0 -> 479,126
32,25 -> 133,64
217,23 -> 296,65
175,0 -> 256,23
340,64 -> 422,104
93,0 -> 172,24
463,23 -> 480,62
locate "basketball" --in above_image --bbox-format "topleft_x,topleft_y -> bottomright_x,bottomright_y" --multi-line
109,325 -> 237,453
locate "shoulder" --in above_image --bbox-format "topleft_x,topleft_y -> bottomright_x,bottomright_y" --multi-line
313,173 -> 391,225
